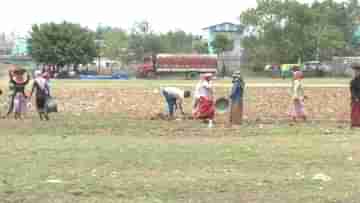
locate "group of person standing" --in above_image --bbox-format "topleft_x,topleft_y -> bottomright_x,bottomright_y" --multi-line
160,71 -> 245,126
1,65 -> 52,120
289,63 -> 360,128
2,63 -> 359,127
160,63 -> 360,129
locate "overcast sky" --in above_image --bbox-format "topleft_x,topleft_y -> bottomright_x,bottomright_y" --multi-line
0,0 -> 346,35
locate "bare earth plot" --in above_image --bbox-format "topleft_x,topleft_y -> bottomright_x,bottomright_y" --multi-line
0,79 -> 359,203
49,82 -> 350,122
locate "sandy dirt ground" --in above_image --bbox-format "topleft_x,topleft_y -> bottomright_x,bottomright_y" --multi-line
45,86 -> 350,123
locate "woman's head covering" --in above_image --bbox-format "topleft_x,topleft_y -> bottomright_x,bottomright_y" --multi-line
292,65 -> 300,72
12,65 -> 26,76
201,73 -> 213,80
35,74 -> 47,90
42,72 -> 50,79
293,71 -> 304,80
232,70 -> 242,78
34,70 -> 42,78
232,70 -> 244,83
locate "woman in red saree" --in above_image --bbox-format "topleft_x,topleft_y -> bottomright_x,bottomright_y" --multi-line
192,73 -> 215,123
350,63 -> 360,128
193,96 -> 215,120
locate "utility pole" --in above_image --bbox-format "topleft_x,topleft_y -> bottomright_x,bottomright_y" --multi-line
98,55 -> 101,72
95,39 -> 104,73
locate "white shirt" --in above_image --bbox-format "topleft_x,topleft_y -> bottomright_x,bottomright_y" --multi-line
161,87 -> 184,100
194,80 -> 213,99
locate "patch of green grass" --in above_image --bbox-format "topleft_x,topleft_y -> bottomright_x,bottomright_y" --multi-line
0,113 -> 360,202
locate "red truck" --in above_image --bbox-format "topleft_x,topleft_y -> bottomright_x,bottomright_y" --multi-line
137,54 -> 218,78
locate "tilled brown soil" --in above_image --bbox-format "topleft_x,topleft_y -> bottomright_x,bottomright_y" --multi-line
52,86 -> 350,123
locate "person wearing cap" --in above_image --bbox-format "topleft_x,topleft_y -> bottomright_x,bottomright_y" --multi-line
42,71 -> 51,80
9,67 -> 30,119
30,70 -> 51,120
289,70 -> 306,122
350,63 -> 360,128
160,87 -> 191,119
229,71 -> 245,125
4,65 -> 30,119
192,73 -> 215,123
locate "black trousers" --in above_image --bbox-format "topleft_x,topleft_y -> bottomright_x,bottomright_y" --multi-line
36,96 -> 47,112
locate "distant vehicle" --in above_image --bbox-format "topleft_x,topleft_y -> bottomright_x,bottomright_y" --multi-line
264,64 -> 300,72
303,61 -> 321,71
137,54 -> 218,79
54,70 -> 78,79
303,61 -> 330,72
265,61 -> 330,78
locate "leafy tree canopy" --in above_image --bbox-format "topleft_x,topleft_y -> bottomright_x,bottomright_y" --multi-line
28,21 -> 97,68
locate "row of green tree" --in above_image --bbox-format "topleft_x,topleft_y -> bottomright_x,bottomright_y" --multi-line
240,0 -> 360,71
28,21 -> 210,71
